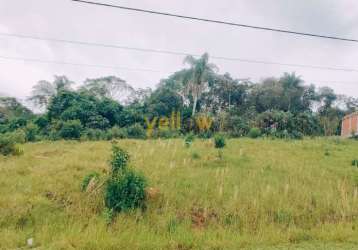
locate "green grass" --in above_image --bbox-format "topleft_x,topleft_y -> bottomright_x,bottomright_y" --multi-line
0,138 -> 357,249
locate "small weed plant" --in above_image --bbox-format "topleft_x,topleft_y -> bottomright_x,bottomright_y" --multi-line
352,159 -> 358,167
214,134 -> 226,159
184,133 -> 195,148
81,172 -> 100,192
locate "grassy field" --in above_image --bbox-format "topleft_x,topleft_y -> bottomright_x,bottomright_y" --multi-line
0,138 -> 358,249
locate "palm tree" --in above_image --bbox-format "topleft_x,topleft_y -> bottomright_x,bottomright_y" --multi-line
180,53 -> 217,116
279,72 -> 304,112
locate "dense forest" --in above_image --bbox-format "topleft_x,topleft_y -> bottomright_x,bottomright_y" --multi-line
1,53 -> 358,143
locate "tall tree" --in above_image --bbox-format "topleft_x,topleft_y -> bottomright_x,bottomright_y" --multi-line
28,75 -> 74,108
79,76 -> 135,104
0,96 -> 33,120
202,73 -> 249,114
178,53 -> 217,116
317,87 -> 337,112
279,72 -> 305,112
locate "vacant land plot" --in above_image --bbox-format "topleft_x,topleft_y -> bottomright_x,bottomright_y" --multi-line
0,138 -> 357,249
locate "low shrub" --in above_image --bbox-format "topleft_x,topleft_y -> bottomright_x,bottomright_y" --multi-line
48,129 -> 60,141
107,126 -> 128,140
24,123 -> 39,142
83,129 -> 106,141
8,130 -> 26,144
248,127 -> 261,139
105,169 -> 147,213
0,134 -> 23,156
126,123 -> 146,139
227,115 -> 250,137
86,115 -> 110,130
154,129 -> 181,139
59,120 -> 83,139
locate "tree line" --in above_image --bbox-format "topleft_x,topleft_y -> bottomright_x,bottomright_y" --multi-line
1,53 -> 357,142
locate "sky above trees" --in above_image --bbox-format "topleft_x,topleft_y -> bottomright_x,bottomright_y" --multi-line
0,0 -> 358,100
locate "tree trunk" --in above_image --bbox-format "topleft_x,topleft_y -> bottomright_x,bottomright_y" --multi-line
192,95 -> 198,117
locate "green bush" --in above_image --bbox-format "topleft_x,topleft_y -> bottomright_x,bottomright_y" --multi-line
86,115 -> 110,130
107,126 -> 128,140
105,169 -> 147,213
48,129 -> 60,141
105,143 -> 148,214
24,123 -> 39,142
0,134 -> 23,156
81,172 -> 100,191
154,129 -> 181,139
83,129 -> 106,141
227,115 -> 250,137
126,123 -> 146,139
11,130 -> 26,144
110,145 -> 130,174
248,127 -> 261,139
290,130 -> 304,140
59,120 -> 83,139
8,117 -> 27,131
34,115 -> 49,130
214,134 -> 226,149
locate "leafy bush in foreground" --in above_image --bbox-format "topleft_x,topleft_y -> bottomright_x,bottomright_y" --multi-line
104,143 -> 147,214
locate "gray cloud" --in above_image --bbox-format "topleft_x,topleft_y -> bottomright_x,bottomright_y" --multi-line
0,0 -> 357,101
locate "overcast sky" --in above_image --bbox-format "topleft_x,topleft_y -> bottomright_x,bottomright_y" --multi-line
0,0 -> 358,102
